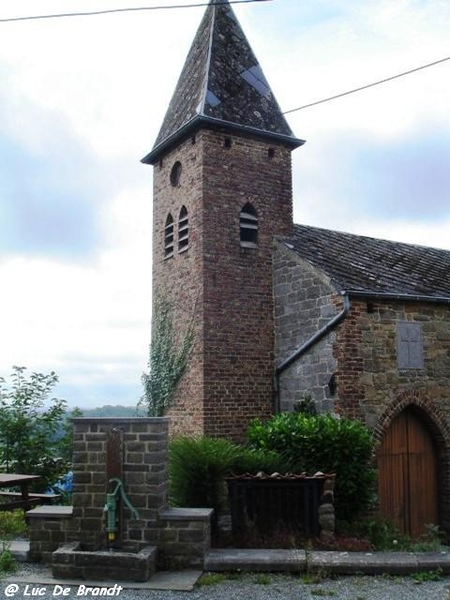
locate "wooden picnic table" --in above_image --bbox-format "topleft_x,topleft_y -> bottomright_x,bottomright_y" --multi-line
0,473 -> 43,511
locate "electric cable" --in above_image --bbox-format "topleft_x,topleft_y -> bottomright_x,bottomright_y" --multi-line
0,0 -> 271,23
283,56 -> 450,114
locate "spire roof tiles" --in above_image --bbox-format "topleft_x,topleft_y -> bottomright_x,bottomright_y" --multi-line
142,0 -> 303,163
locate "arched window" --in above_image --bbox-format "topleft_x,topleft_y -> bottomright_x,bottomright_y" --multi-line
240,203 -> 258,247
164,213 -> 174,258
178,206 -> 189,253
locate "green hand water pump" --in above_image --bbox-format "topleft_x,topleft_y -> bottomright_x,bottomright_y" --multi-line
104,477 -> 140,544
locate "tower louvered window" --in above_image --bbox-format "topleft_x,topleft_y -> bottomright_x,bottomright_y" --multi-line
164,213 -> 174,258
240,203 -> 258,247
178,206 -> 189,253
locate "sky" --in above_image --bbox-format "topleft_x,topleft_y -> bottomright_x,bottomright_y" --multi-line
0,0 -> 449,409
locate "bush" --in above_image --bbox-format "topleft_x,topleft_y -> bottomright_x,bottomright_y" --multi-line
247,413 -> 376,521
169,437 -> 287,524
169,437 -> 241,513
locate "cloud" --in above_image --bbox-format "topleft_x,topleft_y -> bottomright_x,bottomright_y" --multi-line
0,0 -> 449,408
293,124 -> 450,232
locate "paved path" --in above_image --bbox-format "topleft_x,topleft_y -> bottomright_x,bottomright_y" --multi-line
3,572 -> 450,600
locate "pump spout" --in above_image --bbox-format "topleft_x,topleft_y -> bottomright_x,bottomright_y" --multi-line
104,478 -> 140,547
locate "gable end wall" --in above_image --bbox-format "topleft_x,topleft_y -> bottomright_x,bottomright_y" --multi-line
274,243 -> 341,412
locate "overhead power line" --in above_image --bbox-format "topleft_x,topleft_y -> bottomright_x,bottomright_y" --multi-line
0,0 -> 271,23
283,56 -> 450,114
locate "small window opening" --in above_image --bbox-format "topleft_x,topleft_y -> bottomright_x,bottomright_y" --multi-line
240,203 -> 258,247
191,135 -> 196,145
328,373 -> 337,396
164,213 -> 174,259
159,158 -> 164,168
268,147 -> 275,158
170,161 -> 182,186
178,206 -> 189,253
224,137 -> 232,149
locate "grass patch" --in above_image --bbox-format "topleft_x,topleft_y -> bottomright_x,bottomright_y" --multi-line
411,568 -> 443,583
253,573 -> 272,585
0,510 -> 28,539
197,573 -> 228,587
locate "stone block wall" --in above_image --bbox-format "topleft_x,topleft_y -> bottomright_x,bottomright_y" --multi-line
70,417 -> 169,552
158,508 -> 213,569
274,242 -> 340,412
28,418 -> 212,571
28,506 -> 74,564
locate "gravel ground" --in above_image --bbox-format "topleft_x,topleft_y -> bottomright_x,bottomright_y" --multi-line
3,564 -> 450,600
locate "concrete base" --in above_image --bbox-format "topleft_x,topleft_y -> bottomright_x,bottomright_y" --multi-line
52,542 -> 157,582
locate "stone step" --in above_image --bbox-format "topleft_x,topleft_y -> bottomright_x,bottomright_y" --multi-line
205,548 -> 450,575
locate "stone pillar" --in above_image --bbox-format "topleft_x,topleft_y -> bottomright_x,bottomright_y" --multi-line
70,417 -> 169,551
318,475 -> 336,543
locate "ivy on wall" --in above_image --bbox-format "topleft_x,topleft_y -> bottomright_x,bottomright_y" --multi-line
141,298 -> 194,417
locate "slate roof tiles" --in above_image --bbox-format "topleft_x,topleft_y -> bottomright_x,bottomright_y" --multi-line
285,224 -> 450,301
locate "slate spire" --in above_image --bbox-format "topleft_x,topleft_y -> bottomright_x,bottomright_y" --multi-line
142,0 -> 303,164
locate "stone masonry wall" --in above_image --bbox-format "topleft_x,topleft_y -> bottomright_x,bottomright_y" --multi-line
70,417 -> 169,552
334,300 -> 450,427
274,242 -> 340,412
29,418 -> 212,569
333,299 -> 450,532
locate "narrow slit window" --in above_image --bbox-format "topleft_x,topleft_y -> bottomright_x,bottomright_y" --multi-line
164,213 -> 174,259
397,322 -> 424,369
178,206 -> 189,253
240,203 -> 258,247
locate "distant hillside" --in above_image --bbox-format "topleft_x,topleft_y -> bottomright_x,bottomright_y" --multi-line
70,405 -> 147,418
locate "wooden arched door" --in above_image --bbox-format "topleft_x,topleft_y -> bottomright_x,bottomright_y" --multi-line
377,407 -> 439,537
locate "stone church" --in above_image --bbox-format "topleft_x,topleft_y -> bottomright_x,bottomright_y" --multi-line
142,0 -> 450,537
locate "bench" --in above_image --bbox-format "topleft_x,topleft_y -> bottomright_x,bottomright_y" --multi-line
0,491 -> 61,511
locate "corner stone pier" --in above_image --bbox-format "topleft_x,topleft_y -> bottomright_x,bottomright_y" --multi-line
28,418 -> 212,574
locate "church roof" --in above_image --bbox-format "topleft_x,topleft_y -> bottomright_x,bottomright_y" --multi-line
142,0 -> 303,164
284,224 -> 450,302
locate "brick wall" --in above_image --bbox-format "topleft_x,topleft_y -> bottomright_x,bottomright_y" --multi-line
153,127 -> 295,440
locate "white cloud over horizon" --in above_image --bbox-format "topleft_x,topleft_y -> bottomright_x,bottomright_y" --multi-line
0,0 -> 449,408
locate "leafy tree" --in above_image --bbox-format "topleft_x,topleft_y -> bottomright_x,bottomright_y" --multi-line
141,298 -> 194,417
0,366 -> 70,491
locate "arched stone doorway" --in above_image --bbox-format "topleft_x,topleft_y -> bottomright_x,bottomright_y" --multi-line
377,405 -> 439,537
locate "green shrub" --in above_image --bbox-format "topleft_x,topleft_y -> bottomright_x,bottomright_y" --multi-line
0,547 -> 16,574
247,413 -> 376,521
169,437 -> 242,513
232,447 -> 287,476
169,437 -> 287,525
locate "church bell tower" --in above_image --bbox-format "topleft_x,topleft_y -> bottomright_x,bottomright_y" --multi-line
142,0 -> 304,440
